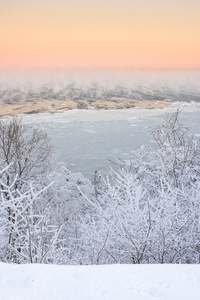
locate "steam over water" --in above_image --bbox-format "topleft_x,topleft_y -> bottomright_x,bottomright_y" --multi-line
1,69 -> 200,103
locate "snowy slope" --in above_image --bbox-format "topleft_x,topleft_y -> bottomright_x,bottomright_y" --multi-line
0,263 -> 200,300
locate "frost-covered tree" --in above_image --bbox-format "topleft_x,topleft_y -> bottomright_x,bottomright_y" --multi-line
76,111 -> 200,264
44,166 -> 96,264
149,110 -> 200,189
0,166 -> 62,263
0,117 -> 58,262
0,117 -> 96,264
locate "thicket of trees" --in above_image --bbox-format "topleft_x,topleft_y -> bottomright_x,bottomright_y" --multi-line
0,111 -> 200,264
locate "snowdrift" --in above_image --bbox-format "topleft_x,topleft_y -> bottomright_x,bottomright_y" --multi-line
0,263 -> 200,300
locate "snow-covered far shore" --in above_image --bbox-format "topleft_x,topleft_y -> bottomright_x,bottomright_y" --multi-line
0,263 -> 200,300
15,101 -> 200,123
1,100 -> 200,123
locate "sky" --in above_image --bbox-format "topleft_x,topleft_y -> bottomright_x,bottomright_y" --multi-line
0,0 -> 200,70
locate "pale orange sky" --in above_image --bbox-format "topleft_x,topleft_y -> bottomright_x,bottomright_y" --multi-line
0,0 -> 200,69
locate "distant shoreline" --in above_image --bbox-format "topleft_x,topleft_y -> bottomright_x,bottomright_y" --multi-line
0,99 -> 174,117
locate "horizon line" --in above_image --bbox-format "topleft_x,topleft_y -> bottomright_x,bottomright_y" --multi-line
1,66 -> 200,72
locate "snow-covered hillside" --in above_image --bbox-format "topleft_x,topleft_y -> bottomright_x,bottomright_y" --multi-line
0,263 -> 200,300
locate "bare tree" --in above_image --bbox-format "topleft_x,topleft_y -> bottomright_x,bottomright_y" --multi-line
0,116 -> 52,187
0,117 -> 54,261
149,109 -> 200,189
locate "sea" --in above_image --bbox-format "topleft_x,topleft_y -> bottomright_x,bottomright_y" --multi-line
21,104 -> 200,179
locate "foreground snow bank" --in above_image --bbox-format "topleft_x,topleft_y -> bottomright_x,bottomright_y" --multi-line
0,263 -> 200,300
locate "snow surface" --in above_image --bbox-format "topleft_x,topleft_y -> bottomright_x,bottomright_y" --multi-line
0,263 -> 200,300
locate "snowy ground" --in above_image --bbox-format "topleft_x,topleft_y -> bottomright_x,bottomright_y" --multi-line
0,263 -> 200,300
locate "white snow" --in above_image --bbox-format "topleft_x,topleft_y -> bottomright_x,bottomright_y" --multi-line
0,263 -> 200,300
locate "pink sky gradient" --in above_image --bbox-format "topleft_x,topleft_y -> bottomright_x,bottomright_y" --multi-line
1,0 -> 200,69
